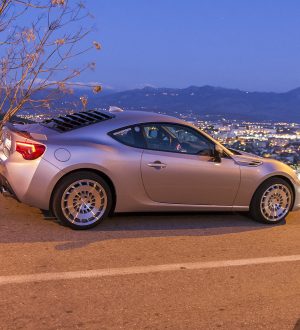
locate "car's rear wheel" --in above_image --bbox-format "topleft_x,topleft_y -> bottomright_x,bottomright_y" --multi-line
52,171 -> 112,230
250,177 -> 293,224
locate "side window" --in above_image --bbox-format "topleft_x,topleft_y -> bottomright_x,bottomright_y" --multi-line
111,126 -> 145,148
142,123 -> 214,155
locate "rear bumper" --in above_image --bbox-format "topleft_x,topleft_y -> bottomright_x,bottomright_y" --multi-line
0,149 -> 61,210
0,174 -> 18,200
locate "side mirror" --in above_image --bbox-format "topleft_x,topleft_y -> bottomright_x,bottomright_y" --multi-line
212,145 -> 223,163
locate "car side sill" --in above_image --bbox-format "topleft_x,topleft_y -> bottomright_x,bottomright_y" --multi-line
116,203 -> 249,213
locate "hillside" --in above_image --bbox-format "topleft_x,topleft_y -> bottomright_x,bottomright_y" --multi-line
91,86 -> 300,121
2,85 -> 300,122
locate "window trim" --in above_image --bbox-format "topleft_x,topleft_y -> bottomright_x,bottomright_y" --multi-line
108,124 -> 147,149
108,121 -> 232,158
141,122 -> 216,156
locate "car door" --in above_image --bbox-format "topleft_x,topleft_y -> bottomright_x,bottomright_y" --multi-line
140,123 -> 241,206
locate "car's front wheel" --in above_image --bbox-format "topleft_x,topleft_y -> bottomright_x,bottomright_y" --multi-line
250,177 -> 293,224
52,171 -> 112,230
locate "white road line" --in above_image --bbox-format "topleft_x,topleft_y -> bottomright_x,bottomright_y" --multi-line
1,254 -> 300,286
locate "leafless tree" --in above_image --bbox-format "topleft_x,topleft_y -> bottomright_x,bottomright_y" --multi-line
0,0 -> 101,129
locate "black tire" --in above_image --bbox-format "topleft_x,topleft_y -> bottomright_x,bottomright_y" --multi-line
52,171 -> 112,230
250,177 -> 294,224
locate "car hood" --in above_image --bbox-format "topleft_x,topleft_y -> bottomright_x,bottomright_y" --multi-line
230,150 -> 264,167
229,148 -> 300,185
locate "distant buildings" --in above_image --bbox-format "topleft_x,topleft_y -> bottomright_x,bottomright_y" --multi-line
200,119 -> 300,169
17,108 -> 300,170
175,112 -> 300,169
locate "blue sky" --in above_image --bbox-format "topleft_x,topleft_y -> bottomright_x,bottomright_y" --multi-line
24,1 -> 300,92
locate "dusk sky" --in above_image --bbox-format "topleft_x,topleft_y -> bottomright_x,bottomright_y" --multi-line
82,0 -> 300,92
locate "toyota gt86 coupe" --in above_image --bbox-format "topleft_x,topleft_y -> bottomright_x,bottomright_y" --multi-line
1,109 -> 300,229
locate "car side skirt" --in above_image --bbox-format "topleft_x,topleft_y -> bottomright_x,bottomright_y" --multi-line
114,203 -> 249,213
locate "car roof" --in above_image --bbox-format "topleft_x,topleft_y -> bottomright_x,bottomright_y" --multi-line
102,110 -> 185,128
32,110 -> 189,137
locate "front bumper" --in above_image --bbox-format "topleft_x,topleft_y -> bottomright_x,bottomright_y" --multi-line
292,182 -> 300,211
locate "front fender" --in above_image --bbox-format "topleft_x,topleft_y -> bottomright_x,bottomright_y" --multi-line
233,159 -> 299,207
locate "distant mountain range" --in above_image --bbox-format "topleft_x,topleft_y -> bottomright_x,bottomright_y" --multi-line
4,85 -> 300,122
89,85 -> 300,122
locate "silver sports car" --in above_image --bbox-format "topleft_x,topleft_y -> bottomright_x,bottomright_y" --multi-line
1,109 -> 300,229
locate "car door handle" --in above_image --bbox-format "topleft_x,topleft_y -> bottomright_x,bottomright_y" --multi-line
147,161 -> 167,169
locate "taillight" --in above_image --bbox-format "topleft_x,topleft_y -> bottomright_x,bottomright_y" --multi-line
16,141 -> 46,160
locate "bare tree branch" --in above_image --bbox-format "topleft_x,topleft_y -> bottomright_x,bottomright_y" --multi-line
0,0 -> 101,128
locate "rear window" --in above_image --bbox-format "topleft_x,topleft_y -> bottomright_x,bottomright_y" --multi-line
110,125 -> 146,148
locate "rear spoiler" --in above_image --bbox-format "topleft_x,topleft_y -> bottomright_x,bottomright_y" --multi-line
4,122 -> 30,136
3,122 -> 47,141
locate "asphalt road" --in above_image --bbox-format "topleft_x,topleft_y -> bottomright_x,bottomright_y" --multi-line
1,195 -> 300,330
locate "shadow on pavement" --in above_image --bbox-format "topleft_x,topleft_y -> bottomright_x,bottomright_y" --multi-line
100,211 -> 277,233
53,211 -> 281,250
0,195 -> 284,249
